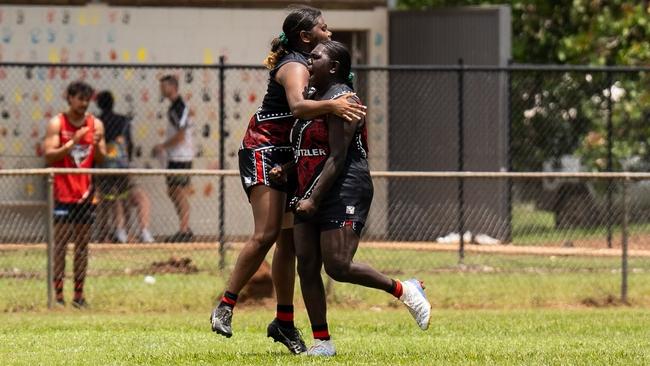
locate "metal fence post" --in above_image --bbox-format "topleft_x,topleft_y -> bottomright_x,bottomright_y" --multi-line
218,56 -> 227,270
505,59 -> 513,243
606,70 -> 614,249
621,178 -> 629,304
45,171 -> 54,309
457,58 -> 465,264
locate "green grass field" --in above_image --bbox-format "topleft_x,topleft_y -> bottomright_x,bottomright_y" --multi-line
2,309 -> 649,365
3,246 -> 650,312
512,203 -> 650,246
3,243 -> 650,365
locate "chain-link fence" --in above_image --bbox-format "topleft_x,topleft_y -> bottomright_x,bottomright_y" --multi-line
1,169 -> 649,312
1,63 -> 647,173
2,62 -> 650,311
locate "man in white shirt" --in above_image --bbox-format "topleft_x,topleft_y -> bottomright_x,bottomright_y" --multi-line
154,75 -> 194,242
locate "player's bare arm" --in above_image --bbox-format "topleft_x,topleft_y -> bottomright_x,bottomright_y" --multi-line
278,62 -> 366,122
163,128 -> 186,149
296,110 -> 358,218
153,123 -> 186,156
93,119 -> 107,164
44,117 -> 88,165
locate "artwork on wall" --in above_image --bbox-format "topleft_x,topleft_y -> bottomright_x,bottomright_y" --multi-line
0,6 -> 388,175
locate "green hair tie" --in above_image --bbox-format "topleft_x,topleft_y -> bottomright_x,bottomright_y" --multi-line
347,72 -> 355,83
279,32 -> 289,45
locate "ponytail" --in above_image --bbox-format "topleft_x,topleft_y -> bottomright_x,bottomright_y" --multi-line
264,36 -> 289,70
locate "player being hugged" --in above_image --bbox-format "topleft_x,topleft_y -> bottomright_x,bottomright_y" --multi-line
210,6 -> 366,355
272,41 -> 431,357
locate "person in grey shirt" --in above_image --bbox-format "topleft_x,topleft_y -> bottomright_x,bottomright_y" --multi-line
154,75 -> 194,242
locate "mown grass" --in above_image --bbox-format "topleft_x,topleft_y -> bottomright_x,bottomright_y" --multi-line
512,203 -> 650,246
2,243 -> 650,364
1,309 -> 649,365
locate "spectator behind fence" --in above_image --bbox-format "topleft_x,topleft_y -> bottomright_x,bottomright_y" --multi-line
154,75 -> 194,243
95,90 -> 154,244
43,81 -> 106,308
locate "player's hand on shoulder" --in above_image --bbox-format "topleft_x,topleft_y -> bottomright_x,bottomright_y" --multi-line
296,198 -> 317,218
332,92 -> 366,122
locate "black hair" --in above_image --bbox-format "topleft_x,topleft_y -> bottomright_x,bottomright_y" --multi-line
320,40 -> 353,89
66,81 -> 94,99
264,5 -> 322,69
95,90 -> 114,112
160,74 -> 179,88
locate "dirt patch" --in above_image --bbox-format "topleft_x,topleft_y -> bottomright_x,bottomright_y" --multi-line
0,271 -> 41,279
238,260 -> 274,304
540,233 -> 650,251
4,240 -> 650,258
581,295 -> 629,307
147,257 -> 198,274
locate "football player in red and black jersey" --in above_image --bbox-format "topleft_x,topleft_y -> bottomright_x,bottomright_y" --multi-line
276,41 -> 431,356
210,6 -> 366,354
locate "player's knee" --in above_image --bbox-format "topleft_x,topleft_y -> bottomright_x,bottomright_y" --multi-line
296,261 -> 310,279
250,230 -> 279,250
324,259 -> 352,282
296,255 -> 320,279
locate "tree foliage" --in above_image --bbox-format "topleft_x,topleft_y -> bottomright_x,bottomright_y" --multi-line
398,0 -> 650,171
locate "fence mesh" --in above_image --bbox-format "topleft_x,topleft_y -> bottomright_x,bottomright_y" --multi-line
2,64 -> 648,172
1,170 -> 649,312
2,63 -> 650,311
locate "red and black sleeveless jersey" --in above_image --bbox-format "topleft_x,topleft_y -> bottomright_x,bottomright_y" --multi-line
50,113 -> 96,203
290,84 -> 369,206
241,51 -> 309,149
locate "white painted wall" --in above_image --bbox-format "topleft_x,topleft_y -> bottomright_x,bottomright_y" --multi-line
0,4 -> 389,239
0,5 -> 388,65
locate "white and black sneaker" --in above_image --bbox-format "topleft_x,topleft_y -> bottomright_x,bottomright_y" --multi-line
306,339 -> 336,357
267,319 -> 307,354
400,279 -> 432,330
210,306 -> 233,338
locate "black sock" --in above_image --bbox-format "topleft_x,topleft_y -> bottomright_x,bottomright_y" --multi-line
219,291 -> 238,309
54,279 -> 64,302
73,280 -> 84,301
312,323 -> 330,341
276,304 -> 294,328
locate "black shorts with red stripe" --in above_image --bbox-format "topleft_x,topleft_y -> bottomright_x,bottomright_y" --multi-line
323,220 -> 365,236
294,217 -> 365,237
238,146 -> 295,197
294,189 -> 372,237
239,110 -> 298,198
